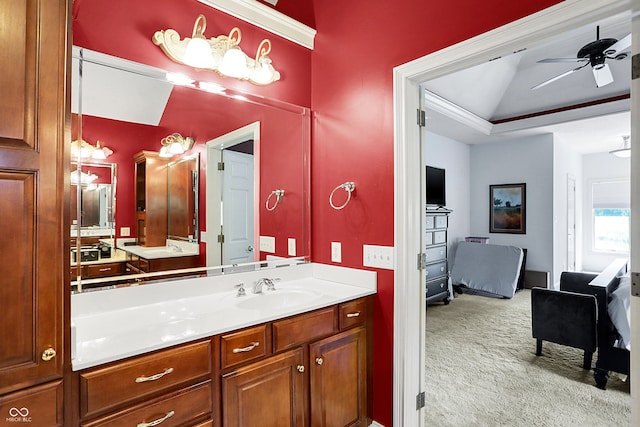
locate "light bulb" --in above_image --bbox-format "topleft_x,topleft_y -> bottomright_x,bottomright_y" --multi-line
183,36 -> 215,69
219,47 -> 249,79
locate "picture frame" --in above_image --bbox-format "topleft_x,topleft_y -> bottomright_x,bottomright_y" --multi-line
490,183 -> 526,234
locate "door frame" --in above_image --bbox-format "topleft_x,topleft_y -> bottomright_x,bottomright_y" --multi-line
392,0 -> 632,425
206,121 -> 261,267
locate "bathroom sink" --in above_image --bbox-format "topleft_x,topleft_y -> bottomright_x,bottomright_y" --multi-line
235,288 -> 321,311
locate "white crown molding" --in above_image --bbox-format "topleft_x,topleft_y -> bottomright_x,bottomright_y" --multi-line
424,90 -> 493,135
198,0 -> 316,49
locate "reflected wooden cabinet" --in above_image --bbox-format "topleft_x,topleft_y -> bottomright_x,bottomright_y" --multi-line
134,151 -> 169,246
0,1 -> 67,420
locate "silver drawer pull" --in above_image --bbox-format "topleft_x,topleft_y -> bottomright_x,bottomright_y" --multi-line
346,312 -> 360,318
135,367 -> 174,383
232,341 -> 260,353
137,411 -> 175,427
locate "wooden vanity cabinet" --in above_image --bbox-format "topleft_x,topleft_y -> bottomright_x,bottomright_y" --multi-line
134,151 -> 169,247
0,1 -> 67,423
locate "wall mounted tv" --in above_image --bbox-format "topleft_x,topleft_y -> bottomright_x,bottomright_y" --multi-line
426,166 -> 446,207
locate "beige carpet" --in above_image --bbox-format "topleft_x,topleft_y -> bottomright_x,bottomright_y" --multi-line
425,289 -> 630,427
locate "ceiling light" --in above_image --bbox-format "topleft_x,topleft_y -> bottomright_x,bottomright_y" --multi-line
153,15 -> 280,85
610,135 -> 631,158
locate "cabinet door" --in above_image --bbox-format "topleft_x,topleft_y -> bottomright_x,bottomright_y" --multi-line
222,348 -> 306,427
309,327 -> 367,427
0,0 -> 67,395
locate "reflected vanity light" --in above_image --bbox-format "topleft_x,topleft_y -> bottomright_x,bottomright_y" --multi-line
610,135 -> 631,158
153,14 -> 281,85
70,169 -> 99,185
166,72 -> 196,87
71,139 -> 113,160
160,133 -> 195,158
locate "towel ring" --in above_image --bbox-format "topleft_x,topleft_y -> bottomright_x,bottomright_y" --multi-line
266,189 -> 285,211
329,182 -> 355,210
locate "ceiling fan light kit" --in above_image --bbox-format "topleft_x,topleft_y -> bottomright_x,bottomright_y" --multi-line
532,26 -> 631,90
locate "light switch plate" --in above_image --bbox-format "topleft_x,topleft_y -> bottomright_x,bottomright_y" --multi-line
331,241 -> 342,263
288,238 -> 296,256
120,227 -> 130,237
363,244 -> 395,270
259,236 -> 276,253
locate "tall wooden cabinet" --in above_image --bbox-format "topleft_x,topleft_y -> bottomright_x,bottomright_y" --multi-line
134,151 -> 169,246
0,0 -> 69,425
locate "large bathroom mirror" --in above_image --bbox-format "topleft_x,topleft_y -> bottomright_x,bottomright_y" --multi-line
71,47 -> 310,290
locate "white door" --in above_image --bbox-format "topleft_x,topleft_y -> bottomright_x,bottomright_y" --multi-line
222,149 -> 255,264
567,174 -> 576,271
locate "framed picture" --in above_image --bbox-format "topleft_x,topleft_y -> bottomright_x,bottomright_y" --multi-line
490,183 -> 526,234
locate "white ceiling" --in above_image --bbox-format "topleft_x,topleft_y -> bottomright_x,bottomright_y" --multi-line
422,11 -> 631,154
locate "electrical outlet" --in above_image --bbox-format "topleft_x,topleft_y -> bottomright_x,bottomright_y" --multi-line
259,236 -> 276,253
331,241 -> 342,263
363,244 -> 395,270
120,227 -> 130,237
288,238 -> 296,256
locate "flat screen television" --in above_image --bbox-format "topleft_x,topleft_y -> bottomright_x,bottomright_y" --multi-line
426,166 -> 446,207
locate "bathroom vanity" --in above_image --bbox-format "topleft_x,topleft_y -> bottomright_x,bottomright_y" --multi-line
70,263 -> 376,426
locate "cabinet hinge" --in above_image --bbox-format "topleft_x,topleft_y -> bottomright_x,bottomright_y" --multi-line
417,253 -> 427,270
417,109 -> 426,127
217,234 -> 225,243
416,391 -> 426,410
217,162 -> 225,171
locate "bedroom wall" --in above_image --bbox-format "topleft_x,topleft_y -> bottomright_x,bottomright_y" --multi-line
552,135 -> 583,286
581,152 -> 631,272
423,131 -> 471,261
469,134 -> 554,276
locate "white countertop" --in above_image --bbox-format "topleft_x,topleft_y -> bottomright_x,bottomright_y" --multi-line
116,238 -> 199,259
71,263 -> 377,371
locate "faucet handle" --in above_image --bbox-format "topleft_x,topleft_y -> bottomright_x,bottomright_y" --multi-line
236,281 -> 246,297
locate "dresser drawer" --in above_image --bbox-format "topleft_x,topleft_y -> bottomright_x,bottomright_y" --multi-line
85,262 -> 124,278
80,340 -> 211,418
424,261 -> 447,281
0,381 -> 62,426
426,278 -> 448,298
273,306 -> 337,352
435,215 -> 448,229
424,245 -> 446,262
82,381 -> 212,427
339,298 -> 367,330
221,324 -> 269,370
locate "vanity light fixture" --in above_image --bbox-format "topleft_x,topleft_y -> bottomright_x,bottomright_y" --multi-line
609,135 -> 631,158
153,14 -> 281,85
71,139 -> 113,160
70,169 -> 99,185
160,133 -> 195,158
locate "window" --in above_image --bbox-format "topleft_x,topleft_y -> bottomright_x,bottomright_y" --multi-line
592,180 -> 630,253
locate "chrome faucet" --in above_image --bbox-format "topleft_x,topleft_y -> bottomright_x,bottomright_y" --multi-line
253,278 -> 276,294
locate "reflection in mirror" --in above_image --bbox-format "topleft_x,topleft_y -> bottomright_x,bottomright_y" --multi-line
168,153 -> 199,242
71,47 -> 310,291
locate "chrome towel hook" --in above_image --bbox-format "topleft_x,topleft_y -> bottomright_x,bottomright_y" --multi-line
329,182 -> 355,210
266,189 -> 285,211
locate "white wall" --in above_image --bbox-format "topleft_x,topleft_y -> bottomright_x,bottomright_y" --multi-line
552,135 -> 583,286
423,131 -> 471,260
469,134 -> 554,276
581,152 -> 630,272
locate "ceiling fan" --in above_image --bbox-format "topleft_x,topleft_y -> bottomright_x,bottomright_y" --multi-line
532,26 -> 631,90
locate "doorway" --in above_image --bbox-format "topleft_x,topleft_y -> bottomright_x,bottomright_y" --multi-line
392,1 -> 634,425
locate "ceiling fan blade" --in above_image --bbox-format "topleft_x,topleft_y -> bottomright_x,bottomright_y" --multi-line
531,65 -> 586,90
593,63 -> 614,87
605,33 -> 631,56
537,57 -> 587,63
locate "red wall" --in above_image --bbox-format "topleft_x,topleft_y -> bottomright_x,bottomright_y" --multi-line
309,0 -> 561,424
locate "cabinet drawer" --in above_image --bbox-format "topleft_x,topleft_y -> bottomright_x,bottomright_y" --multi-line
139,257 -> 150,272
85,262 -> 124,278
433,230 -> 446,244
82,381 -> 212,427
339,299 -> 367,330
426,278 -> 448,297
80,340 -> 211,418
424,261 -> 446,281
435,215 -> 448,229
424,245 -> 446,262
425,216 -> 435,229
221,324 -> 269,370
0,381 -> 62,426
273,306 -> 337,352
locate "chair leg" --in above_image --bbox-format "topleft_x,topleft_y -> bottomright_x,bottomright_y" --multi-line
536,339 -> 542,356
594,368 -> 609,390
583,351 -> 593,370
